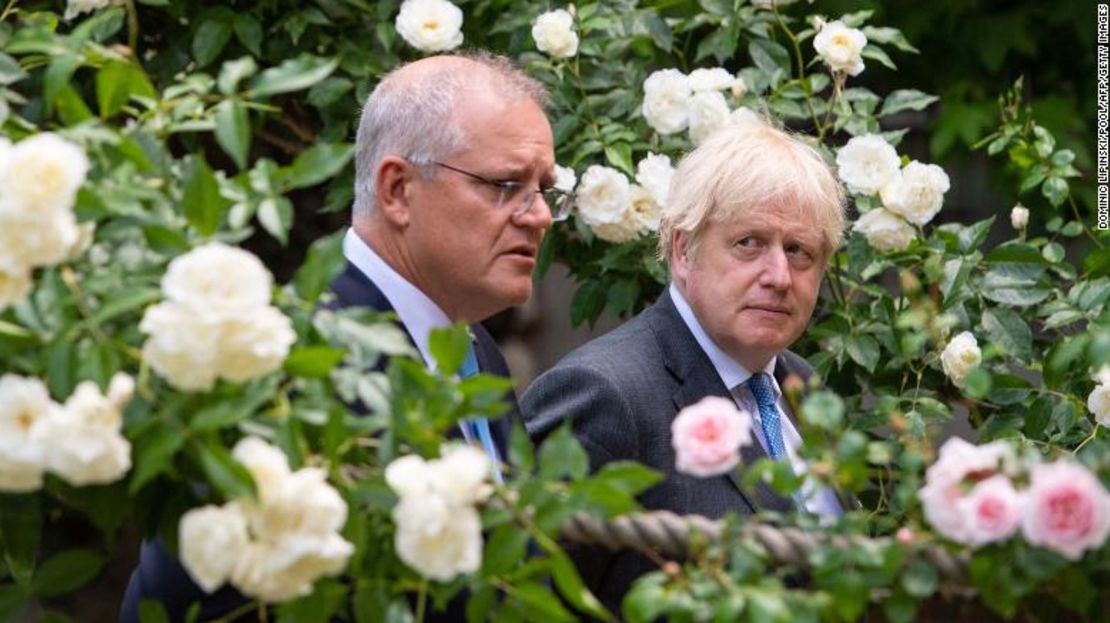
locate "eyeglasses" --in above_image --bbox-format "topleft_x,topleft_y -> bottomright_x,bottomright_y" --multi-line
427,160 -> 573,222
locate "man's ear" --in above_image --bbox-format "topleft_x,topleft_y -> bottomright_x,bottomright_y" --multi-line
670,230 -> 690,284
375,155 -> 415,228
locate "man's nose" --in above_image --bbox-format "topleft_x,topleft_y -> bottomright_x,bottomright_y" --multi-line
513,193 -> 554,230
759,246 -> 792,290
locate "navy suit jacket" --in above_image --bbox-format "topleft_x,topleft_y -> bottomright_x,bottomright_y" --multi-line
120,262 -> 519,622
521,290 -> 817,613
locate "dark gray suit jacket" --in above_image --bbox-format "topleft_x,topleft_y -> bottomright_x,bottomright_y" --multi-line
521,289 -> 817,612
120,262 -> 519,623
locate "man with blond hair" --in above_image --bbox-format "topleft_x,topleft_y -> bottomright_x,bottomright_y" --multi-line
122,51 -> 572,623
522,118 -> 847,609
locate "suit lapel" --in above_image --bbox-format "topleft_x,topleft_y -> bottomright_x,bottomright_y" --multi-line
650,291 -> 792,515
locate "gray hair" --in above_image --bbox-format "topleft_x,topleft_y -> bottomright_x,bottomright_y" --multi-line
352,51 -> 548,219
658,118 -> 846,263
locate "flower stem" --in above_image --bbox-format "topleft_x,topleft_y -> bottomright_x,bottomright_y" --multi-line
415,579 -> 428,623
0,0 -> 17,23
125,0 -> 140,56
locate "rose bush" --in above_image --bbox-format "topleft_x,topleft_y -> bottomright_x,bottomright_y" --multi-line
0,1 -> 1105,622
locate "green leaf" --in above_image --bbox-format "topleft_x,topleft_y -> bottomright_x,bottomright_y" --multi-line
250,55 -> 339,98
96,60 -> 156,119
192,16 -> 233,67
603,143 -> 634,176
281,143 -> 353,190
1042,176 -> 1068,207
592,461 -> 662,495
539,425 -> 589,480
92,286 -> 161,325
481,524 -> 530,577
217,56 -> 259,96
195,442 -> 257,500
0,495 -> 41,588
0,52 -> 27,85
214,100 -> 251,169
0,584 -> 26,622
749,38 -> 791,78
233,14 -> 263,57
1042,242 -> 1065,263
509,583 -> 575,622
509,422 -> 535,473
137,600 -> 170,623
963,367 -> 992,398
846,334 -> 880,372
981,308 -> 1032,360
428,325 -> 470,377
181,155 -> 227,236
292,232 -> 345,302
862,45 -> 897,70
623,578 -> 666,623
43,53 -> 80,115
284,346 -> 346,378
129,423 -> 186,494
550,551 -> 610,620
800,391 -> 846,430
900,561 -> 937,598
880,89 -> 937,115
31,550 -> 105,597
257,196 -> 293,244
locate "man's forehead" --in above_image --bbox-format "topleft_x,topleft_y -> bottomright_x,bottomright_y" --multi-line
718,204 -> 823,238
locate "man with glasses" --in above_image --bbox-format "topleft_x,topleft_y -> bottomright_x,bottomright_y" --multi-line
121,51 -> 570,623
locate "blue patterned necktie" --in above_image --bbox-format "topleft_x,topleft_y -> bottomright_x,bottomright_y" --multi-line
748,372 -> 787,460
458,341 -> 504,483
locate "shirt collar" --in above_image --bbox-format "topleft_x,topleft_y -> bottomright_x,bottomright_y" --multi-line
343,228 -> 452,371
668,282 -> 780,398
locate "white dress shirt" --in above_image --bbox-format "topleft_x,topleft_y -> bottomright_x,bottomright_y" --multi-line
669,283 -> 842,516
343,228 -> 454,372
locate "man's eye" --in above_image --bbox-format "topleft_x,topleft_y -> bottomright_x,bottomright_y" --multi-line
736,237 -> 759,248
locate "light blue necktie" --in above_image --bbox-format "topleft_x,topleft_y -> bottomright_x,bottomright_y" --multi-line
458,341 -> 504,483
748,372 -> 787,460
748,372 -> 806,510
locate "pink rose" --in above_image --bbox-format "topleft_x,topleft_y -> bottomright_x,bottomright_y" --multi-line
1021,461 -> 1110,561
671,396 -> 752,477
957,474 -> 1023,546
918,437 -> 1019,545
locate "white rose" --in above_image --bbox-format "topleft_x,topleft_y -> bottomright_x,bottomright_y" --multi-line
940,331 -> 981,388
634,153 -> 674,208
0,375 -> 56,492
179,504 -> 250,593
687,90 -> 730,145
531,9 -> 578,58
392,494 -> 482,582
641,69 -> 691,135
1088,368 -> 1110,427
161,243 -> 273,320
688,68 -> 734,92
730,106 -> 763,128
395,0 -> 463,52
575,165 -> 631,226
1010,204 -> 1029,230
232,437 -> 292,501
385,454 -> 436,499
140,302 -> 222,391
590,217 -> 641,244
0,133 -> 88,214
628,184 -> 662,232
217,307 -> 296,383
64,0 -> 123,20
428,445 -> 491,508
852,208 -> 916,253
249,467 -> 349,539
0,265 -> 31,311
813,20 -> 867,76
880,161 -> 950,226
730,76 -> 749,98
0,211 -> 80,270
554,165 -> 577,193
34,377 -> 133,486
232,533 -> 353,602
836,134 -> 901,195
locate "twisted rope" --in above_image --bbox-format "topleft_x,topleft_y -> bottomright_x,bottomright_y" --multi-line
559,511 -> 970,591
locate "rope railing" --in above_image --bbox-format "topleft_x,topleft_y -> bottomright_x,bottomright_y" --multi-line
559,511 -> 973,595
